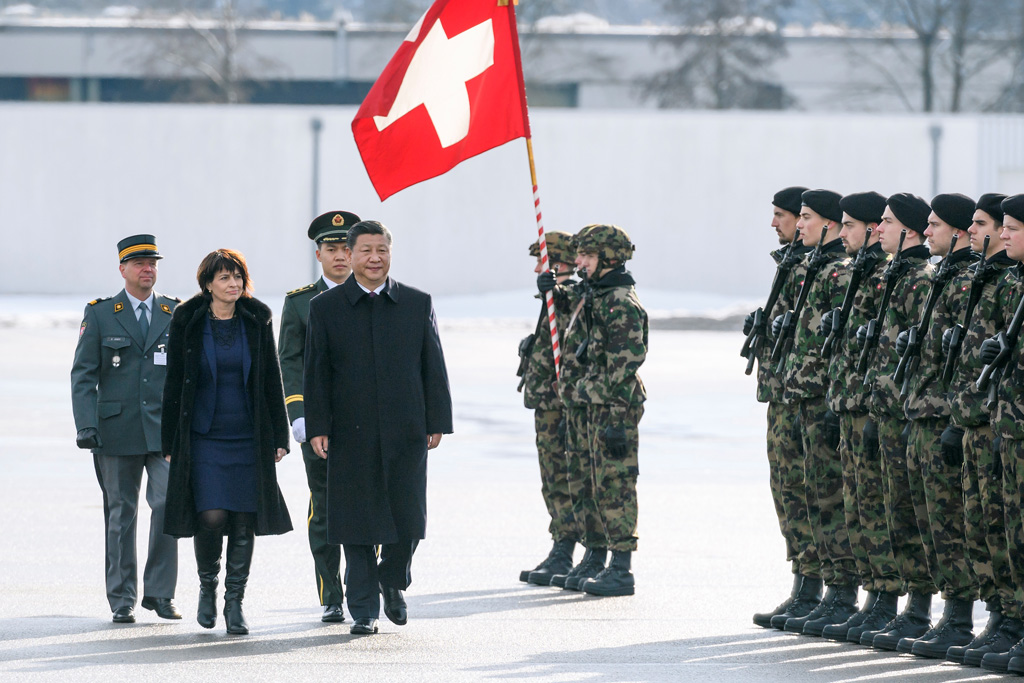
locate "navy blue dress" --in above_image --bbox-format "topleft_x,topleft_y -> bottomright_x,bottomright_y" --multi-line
190,317 -> 258,513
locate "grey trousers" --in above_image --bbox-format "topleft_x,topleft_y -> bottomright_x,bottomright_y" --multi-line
93,452 -> 178,611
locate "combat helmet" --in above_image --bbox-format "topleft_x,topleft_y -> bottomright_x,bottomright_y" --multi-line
573,224 -> 635,265
529,231 -> 576,267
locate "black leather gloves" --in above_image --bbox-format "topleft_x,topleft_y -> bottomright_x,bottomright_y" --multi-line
76,427 -> 101,449
940,424 -> 965,468
863,419 -> 879,460
941,327 -> 954,357
895,329 -> 911,357
980,336 -> 1001,365
604,425 -> 627,459
537,271 -> 556,294
824,410 -> 841,450
855,324 -> 868,351
771,314 -> 786,340
743,311 -> 756,336
819,309 -> 836,338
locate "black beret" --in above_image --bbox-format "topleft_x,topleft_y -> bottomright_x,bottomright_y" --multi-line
1002,195 -> 1024,223
773,186 -> 808,216
886,193 -> 931,234
839,191 -> 886,225
117,234 -> 162,262
801,189 -> 843,223
931,193 -> 975,231
977,193 -> 1007,224
308,210 -> 361,243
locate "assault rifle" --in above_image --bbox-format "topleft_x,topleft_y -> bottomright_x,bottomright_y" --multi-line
770,225 -> 830,374
740,229 -> 803,375
892,233 -> 960,399
977,282 -> 1024,409
821,227 -> 880,359
942,235 -> 991,384
857,229 -> 908,374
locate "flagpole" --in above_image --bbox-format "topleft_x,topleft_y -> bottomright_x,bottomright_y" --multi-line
503,0 -> 561,379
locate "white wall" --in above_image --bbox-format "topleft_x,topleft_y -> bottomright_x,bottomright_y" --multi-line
0,103 -> 1010,301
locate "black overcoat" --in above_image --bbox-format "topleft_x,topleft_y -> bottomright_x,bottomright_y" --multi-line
161,294 -> 292,538
304,276 -> 453,546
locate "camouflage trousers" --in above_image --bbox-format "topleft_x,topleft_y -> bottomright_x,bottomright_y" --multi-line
878,417 -> 936,595
766,402 -> 820,578
840,413 -> 901,593
534,408 -> 580,542
564,403 -> 643,552
963,425 -> 1015,614
301,441 -> 343,606
1002,439 -> 1024,619
911,418 -> 978,601
799,399 -> 857,586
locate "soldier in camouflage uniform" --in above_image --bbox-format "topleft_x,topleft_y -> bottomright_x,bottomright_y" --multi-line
541,224 -> 647,597
277,210 -> 360,623
945,194 -> 1021,667
772,189 -> 858,636
748,187 -> 824,628
818,192 -> 903,643
518,232 -> 582,586
896,193 -> 979,658
856,193 -> 938,650
978,195 -> 1024,674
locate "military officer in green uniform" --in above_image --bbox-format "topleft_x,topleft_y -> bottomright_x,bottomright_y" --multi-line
278,209 -> 360,623
71,234 -> 181,624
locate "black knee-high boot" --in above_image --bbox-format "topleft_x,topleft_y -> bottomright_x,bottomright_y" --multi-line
194,525 -> 223,629
224,513 -> 254,635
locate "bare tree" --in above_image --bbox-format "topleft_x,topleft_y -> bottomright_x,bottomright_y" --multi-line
642,0 -> 793,110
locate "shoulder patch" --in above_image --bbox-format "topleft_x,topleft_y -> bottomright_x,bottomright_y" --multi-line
286,283 -> 317,298
87,296 -> 112,306
162,295 -> 182,303
114,302 -> 124,313
160,303 -> 171,314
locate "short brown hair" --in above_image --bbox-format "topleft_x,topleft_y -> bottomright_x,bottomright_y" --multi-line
196,249 -> 253,298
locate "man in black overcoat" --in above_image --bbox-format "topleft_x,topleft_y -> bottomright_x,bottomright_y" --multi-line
304,220 -> 453,635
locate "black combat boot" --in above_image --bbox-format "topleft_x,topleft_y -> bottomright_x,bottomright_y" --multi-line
785,585 -> 838,634
804,584 -> 859,637
964,616 -> 1023,667
822,590 -> 875,641
909,598 -> 975,658
551,547 -> 589,588
223,515 -> 254,635
523,539 -> 576,586
563,548 -> 607,591
950,609 -> 1005,665
871,591 -> 932,651
982,636 -> 1024,673
582,550 -> 634,596
849,591 -> 899,644
754,574 -> 804,629
770,576 -> 823,630
194,526 -> 223,629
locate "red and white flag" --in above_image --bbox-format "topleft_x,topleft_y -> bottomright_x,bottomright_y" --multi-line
352,0 -> 529,200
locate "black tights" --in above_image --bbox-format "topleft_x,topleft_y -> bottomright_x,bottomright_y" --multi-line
198,509 -> 253,533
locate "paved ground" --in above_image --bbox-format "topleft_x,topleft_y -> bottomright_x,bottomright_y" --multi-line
0,321 -> 1008,681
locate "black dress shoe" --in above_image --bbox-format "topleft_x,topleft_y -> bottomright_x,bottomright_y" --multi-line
141,597 -> 182,620
112,607 -> 135,623
322,604 -> 345,623
380,584 -> 408,626
350,617 -> 378,635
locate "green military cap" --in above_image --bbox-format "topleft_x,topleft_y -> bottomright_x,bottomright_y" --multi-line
308,210 -> 361,244
117,234 -> 162,262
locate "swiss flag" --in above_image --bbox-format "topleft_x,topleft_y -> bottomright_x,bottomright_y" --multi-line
352,0 -> 530,200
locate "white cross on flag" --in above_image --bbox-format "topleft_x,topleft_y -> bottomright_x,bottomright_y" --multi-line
352,0 -> 529,200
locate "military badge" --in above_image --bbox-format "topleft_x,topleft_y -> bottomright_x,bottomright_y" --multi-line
112,355 -> 121,368
79,321 -> 87,337
332,214 -> 345,226
114,302 -> 124,313
161,303 -> 171,314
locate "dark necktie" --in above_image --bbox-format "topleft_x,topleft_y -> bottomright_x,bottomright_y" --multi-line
138,302 -> 149,339
368,291 -> 377,298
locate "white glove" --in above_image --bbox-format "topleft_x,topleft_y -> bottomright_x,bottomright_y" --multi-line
291,417 -> 306,444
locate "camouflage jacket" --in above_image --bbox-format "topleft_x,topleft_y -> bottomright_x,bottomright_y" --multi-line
555,267 -> 648,407
904,247 -> 979,421
948,252 -> 1018,428
827,243 -> 890,414
522,285 -> 574,411
991,264 -> 1024,439
780,239 -> 851,404
866,245 -> 934,420
755,244 -> 811,404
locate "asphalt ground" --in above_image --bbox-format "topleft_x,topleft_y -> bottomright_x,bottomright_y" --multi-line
0,323 -> 1006,681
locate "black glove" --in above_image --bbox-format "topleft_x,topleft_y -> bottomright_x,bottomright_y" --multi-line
855,324 -> 868,351
940,424 -> 965,468
941,327 -> 955,357
818,309 -> 836,338
895,329 -> 911,357
537,271 -> 556,294
980,336 -> 1001,365
604,425 -> 628,459
824,409 -> 841,450
743,311 -> 756,337
863,419 -> 879,460
76,427 -> 101,449
771,314 -> 787,340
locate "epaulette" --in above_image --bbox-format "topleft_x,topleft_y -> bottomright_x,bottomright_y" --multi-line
87,296 -> 112,306
160,295 -> 182,303
286,283 -> 317,298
